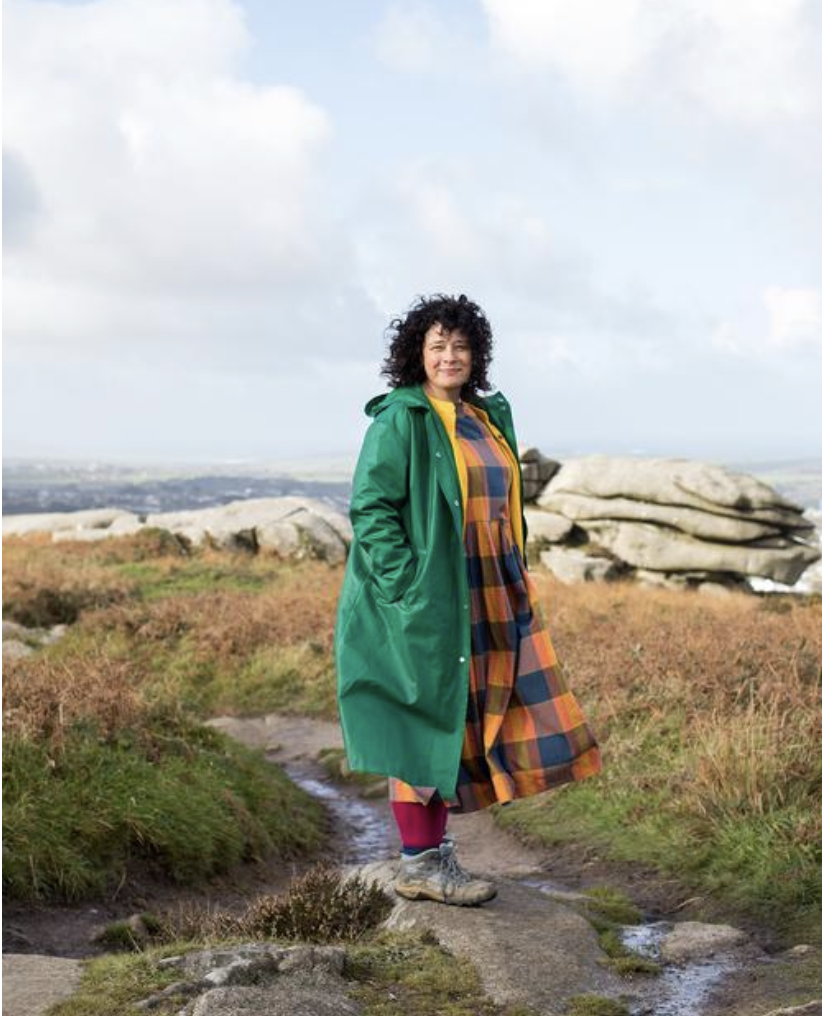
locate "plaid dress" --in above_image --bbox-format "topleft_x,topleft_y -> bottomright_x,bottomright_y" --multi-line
389,399 -> 602,813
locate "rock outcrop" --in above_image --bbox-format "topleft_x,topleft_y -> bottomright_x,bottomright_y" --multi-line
134,943 -> 358,1015
3,458 -> 819,593
2,620 -> 68,660
523,454 -> 820,593
2,497 -> 352,565
348,860 -> 626,1015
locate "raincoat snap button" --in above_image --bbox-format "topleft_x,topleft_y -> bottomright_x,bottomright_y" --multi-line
435,450 -> 442,458
458,656 -> 466,663
453,498 -> 459,505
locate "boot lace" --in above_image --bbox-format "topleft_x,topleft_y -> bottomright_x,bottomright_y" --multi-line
439,844 -> 472,901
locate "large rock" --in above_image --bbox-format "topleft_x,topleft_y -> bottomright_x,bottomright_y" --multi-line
3,498 -> 352,565
582,519 -> 817,585
527,454 -> 819,589
539,547 -> 622,584
349,860 -> 625,1016
537,491 -> 806,542
2,955 -> 83,1016
136,943 -> 359,1016
539,455 -> 805,519
2,508 -> 137,536
146,497 -> 351,563
524,507 -> 575,544
521,448 -> 561,502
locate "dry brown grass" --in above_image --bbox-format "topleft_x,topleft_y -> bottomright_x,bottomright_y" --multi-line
3,535 -> 345,739
531,571 -> 820,725
2,647 -> 147,746
5,532 -> 819,828
2,533 -> 137,626
84,564 -> 340,657
157,863 -> 392,944
528,572 -> 822,846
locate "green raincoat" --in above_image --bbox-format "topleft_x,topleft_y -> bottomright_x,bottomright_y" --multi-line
334,382 -> 529,798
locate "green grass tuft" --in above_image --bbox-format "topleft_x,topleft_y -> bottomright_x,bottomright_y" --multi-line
564,995 -> 630,1016
44,944 -> 201,1016
580,886 -> 642,925
3,720 -> 327,902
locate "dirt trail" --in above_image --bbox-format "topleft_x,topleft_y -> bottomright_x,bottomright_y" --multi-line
3,712 -> 819,1016
208,712 -> 550,879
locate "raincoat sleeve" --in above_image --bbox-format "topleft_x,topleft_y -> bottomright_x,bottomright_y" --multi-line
349,412 -> 417,604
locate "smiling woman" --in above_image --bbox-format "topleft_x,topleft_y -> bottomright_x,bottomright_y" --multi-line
421,322 -> 473,396
334,293 -> 603,907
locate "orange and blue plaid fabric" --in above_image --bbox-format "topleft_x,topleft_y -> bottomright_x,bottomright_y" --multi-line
389,399 -> 603,813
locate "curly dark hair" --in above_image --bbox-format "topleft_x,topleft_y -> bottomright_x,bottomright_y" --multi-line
380,293 -> 494,396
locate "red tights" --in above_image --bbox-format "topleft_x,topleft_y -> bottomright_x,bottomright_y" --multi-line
390,799 -> 448,852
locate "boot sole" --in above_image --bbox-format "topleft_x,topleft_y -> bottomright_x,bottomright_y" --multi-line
394,883 -> 497,906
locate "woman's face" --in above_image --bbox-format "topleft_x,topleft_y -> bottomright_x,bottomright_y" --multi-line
421,322 -> 472,395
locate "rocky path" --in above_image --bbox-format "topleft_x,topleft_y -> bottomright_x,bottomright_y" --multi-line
3,712 -> 819,1016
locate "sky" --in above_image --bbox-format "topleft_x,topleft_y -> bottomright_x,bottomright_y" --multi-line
3,0 -> 822,465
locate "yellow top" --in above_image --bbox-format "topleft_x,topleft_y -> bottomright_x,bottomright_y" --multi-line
424,391 -> 525,560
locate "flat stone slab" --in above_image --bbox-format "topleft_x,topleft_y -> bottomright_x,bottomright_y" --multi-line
2,954 -> 83,1016
352,861 -> 626,1016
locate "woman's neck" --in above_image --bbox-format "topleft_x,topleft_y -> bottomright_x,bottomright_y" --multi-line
422,380 -> 463,405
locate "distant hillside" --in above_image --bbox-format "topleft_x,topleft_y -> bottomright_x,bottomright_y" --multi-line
3,455 -> 821,517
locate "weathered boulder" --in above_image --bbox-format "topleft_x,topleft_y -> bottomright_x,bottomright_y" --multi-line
632,569 -> 752,594
135,943 -> 358,1015
537,491 -> 803,542
525,454 -> 819,590
582,519 -> 817,585
2,621 -> 69,659
2,498 -> 352,565
3,508 -> 137,536
539,547 -> 623,584
52,516 -> 144,541
146,497 -> 351,563
348,860 -> 625,1016
538,455 -> 805,519
523,507 -> 575,545
520,447 -> 561,502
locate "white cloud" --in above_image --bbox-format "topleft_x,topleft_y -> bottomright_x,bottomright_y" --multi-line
712,285 -> 822,358
480,0 -> 821,133
763,286 -> 822,351
2,0 -> 367,363
372,2 -> 442,70
353,158 -> 680,385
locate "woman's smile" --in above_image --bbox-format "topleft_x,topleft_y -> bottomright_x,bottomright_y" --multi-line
421,322 -> 473,402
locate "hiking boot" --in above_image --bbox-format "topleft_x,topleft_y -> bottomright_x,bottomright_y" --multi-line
394,840 -> 497,906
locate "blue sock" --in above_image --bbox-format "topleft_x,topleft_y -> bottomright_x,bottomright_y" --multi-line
400,844 -> 436,856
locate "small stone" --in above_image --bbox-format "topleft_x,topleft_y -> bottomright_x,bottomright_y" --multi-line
760,1001 -> 822,1016
278,945 -> 346,975
786,944 -> 815,956
360,779 -> 389,799
659,920 -> 749,964
134,980 -> 196,1010
156,955 -> 185,968
2,640 -> 34,660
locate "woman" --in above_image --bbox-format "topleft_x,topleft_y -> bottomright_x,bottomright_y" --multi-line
334,293 -> 603,906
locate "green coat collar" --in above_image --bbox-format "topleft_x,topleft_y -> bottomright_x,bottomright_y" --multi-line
364,383 -> 515,442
